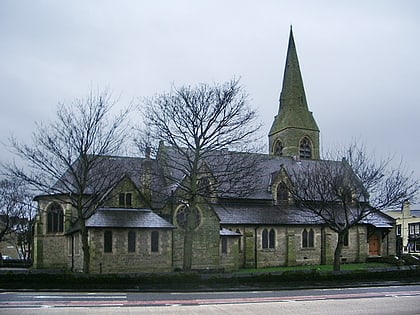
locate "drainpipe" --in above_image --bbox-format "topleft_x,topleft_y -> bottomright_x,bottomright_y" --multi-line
254,227 -> 258,269
71,234 -> 74,272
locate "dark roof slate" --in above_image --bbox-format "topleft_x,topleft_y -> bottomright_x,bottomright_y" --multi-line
161,145 -> 348,200
214,204 -> 395,227
86,208 -> 174,229
214,204 -> 323,225
362,211 -> 395,228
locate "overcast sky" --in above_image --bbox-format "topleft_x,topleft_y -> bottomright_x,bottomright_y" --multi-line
1,1 -> 419,204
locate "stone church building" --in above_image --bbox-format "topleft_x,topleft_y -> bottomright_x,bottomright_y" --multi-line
33,29 -> 395,273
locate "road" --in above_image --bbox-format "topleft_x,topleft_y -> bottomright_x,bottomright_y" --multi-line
1,285 -> 420,314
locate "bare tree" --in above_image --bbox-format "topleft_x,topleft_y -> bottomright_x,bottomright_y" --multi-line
287,144 -> 419,271
0,179 -> 32,251
139,79 -> 262,270
5,89 -> 131,273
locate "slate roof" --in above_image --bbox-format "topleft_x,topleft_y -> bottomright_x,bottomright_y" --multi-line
362,211 -> 395,228
214,204 -> 323,225
160,145 -> 352,201
47,155 -> 170,208
42,144 -> 363,209
214,203 -> 395,228
86,208 -> 174,229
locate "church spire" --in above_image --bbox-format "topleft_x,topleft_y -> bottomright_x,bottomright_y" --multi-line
269,27 -> 320,159
279,26 -> 310,114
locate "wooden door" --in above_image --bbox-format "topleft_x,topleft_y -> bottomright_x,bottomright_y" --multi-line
368,234 -> 380,256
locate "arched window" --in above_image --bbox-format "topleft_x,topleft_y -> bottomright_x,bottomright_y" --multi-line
269,229 -> 275,248
273,140 -> 283,156
221,237 -> 228,254
277,182 -> 288,202
262,228 -> 275,249
236,229 -> 243,253
262,229 -> 268,249
299,137 -> 312,159
309,228 -> 314,247
151,231 -> 159,252
128,231 -> 136,252
104,231 -> 112,253
302,228 -> 315,248
119,192 -> 132,207
343,230 -> 349,247
47,203 -> 64,233
198,177 -> 211,197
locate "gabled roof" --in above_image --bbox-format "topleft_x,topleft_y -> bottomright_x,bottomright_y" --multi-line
159,145 -> 352,201
42,155 -> 170,208
362,210 -> 395,228
39,145 -> 366,209
86,208 -> 174,229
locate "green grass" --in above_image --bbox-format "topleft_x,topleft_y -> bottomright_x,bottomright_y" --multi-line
236,262 -> 392,274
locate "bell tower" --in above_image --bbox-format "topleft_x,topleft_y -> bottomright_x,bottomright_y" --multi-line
269,27 -> 320,159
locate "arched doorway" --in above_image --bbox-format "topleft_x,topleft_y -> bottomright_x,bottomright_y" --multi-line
368,234 -> 380,256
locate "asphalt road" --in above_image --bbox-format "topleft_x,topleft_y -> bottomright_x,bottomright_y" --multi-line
1,285 -> 420,314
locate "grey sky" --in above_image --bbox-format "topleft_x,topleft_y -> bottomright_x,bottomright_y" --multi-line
1,1 -> 419,203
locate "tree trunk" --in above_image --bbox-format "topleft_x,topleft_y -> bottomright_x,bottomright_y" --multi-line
333,231 -> 345,271
183,227 -> 193,271
183,206 -> 197,271
80,222 -> 90,274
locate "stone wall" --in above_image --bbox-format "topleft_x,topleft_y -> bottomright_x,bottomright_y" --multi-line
103,177 -> 148,208
223,225 -> 374,269
33,199 -> 69,269
220,236 -> 240,271
269,128 -> 320,159
88,228 -> 173,273
171,203 -> 221,270
33,235 -> 67,269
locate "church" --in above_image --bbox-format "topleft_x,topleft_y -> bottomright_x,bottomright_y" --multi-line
33,29 -> 396,273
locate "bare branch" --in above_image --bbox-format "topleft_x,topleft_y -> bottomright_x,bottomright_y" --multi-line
3,88 -> 131,273
136,79 -> 262,270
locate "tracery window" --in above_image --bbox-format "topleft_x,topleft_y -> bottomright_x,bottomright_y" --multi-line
119,192 -> 132,207
175,205 -> 201,230
262,228 -> 275,249
277,182 -> 288,202
47,203 -> 64,233
302,228 -> 315,248
273,140 -> 284,156
299,137 -> 312,159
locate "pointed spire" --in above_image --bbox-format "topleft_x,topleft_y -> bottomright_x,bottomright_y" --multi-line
279,25 -> 309,113
270,27 -> 319,133
269,27 -> 320,159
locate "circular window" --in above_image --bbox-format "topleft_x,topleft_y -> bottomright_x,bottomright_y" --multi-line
175,205 -> 201,230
